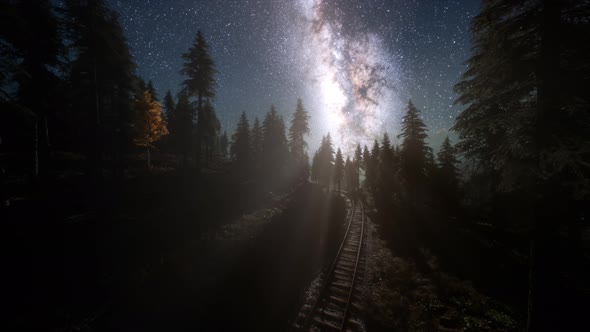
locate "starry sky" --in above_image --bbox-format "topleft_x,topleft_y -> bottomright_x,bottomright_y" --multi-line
110,0 -> 479,154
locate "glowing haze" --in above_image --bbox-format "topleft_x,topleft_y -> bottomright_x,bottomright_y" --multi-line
294,0 -> 403,154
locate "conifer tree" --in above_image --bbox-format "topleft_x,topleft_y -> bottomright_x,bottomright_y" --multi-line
289,98 -> 310,178
317,134 -> 334,188
134,90 -> 168,170
437,137 -> 459,188
454,3 -> 590,327
398,100 -> 431,202
65,0 -> 136,177
219,131 -> 229,160
311,150 -> 320,184
261,105 -> 289,180
362,145 -> 370,173
174,91 -> 195,166
181,31 -> 218,166
353,144 -> 363,190
366,140 -> 381,196
10,0 -> 64,176
333,148 -> 344,192
251,117 -> 263,171
344,156 -> 355,191
163,90 -> 175,127
230,112 -> 252,174
200,100 -> 221,165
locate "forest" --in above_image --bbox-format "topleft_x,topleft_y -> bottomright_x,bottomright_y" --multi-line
1,0 -> 589,331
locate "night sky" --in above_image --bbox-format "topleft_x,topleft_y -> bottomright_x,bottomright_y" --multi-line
110,0 -> 479,153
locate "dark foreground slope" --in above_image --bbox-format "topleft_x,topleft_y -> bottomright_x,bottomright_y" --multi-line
2,175 -> 345,331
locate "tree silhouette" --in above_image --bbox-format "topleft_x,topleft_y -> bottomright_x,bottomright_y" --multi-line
200,100 -> 221,166
454,1 -> 590,329
9,0 -> 64,177
134,90 -> 168,170
174,91 -> 195,167
181,31 -> 218,167
313,134 -> 334,188
219,131 -> 229,160
354,144 -> 362,191
333,148 -> 344,193
65,0 -> 136,179
398,100 -> 431,204
435,136 -> 461,218
366,139 -> 380,196
261,105 -> 289,183
288,98 -> 310,180
251,116 -> 263,173
230,112 -> 252,175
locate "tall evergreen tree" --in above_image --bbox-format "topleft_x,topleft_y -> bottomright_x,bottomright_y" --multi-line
333,148 -> 344,192
311,150 -> 320,184
65,0 -> 136,178
398,100 -> 431,202
200,100 -> 221,166
261,105 -> 289,181
354,144 -> 362,191
219,131 -> 229,160
344,156 -> 355,191
366,139 -> 380,196
316,134 -> 334,188
250,116 -> 263,171
163,90 -> 175,127
174,91 -> 195,166
181,30 -> 218,167
435,136 -> 461,217
230,112 -> 252,174
289,98 -> 310,178
9,0 -> 64,176
437,137 -> 460,189
454,2 -> 590,329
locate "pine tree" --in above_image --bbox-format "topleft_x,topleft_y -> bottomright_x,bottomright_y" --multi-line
366,140 -> 380,196
251,117 -> 263,171
344,156 -> 355,191
163,90 -> 175,127
261,105 -> 289,181
174,91 -> 195,166
437,136 -> 459,188
354,144 -> 362,191
454,2 -> 590,329
311,150 -> 320,184
435,136 -> 461,216
398,100 -> 431,203
230,112 -> 252,174
289,98 -> 311,179
65,0 -> 136,178
9,0 -> 64,177
181,31 -> 218,167
219,131 -> 229,160
333,148 -> 344,192
201,100 -> 221,165
134,90 -> 168,170
362,145 -> 370,173
316,134 -> 334,188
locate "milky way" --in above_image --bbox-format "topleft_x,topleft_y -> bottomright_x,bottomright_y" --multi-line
111,0 -> 478,153
293,0 -> 403,153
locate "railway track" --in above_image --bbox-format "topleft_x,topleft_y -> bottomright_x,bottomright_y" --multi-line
303,199 -> 366,331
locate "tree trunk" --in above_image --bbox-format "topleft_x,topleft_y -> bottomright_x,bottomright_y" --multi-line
147,147 -> 151,171
528,1 -> 561,331
33,119 -> 39,178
